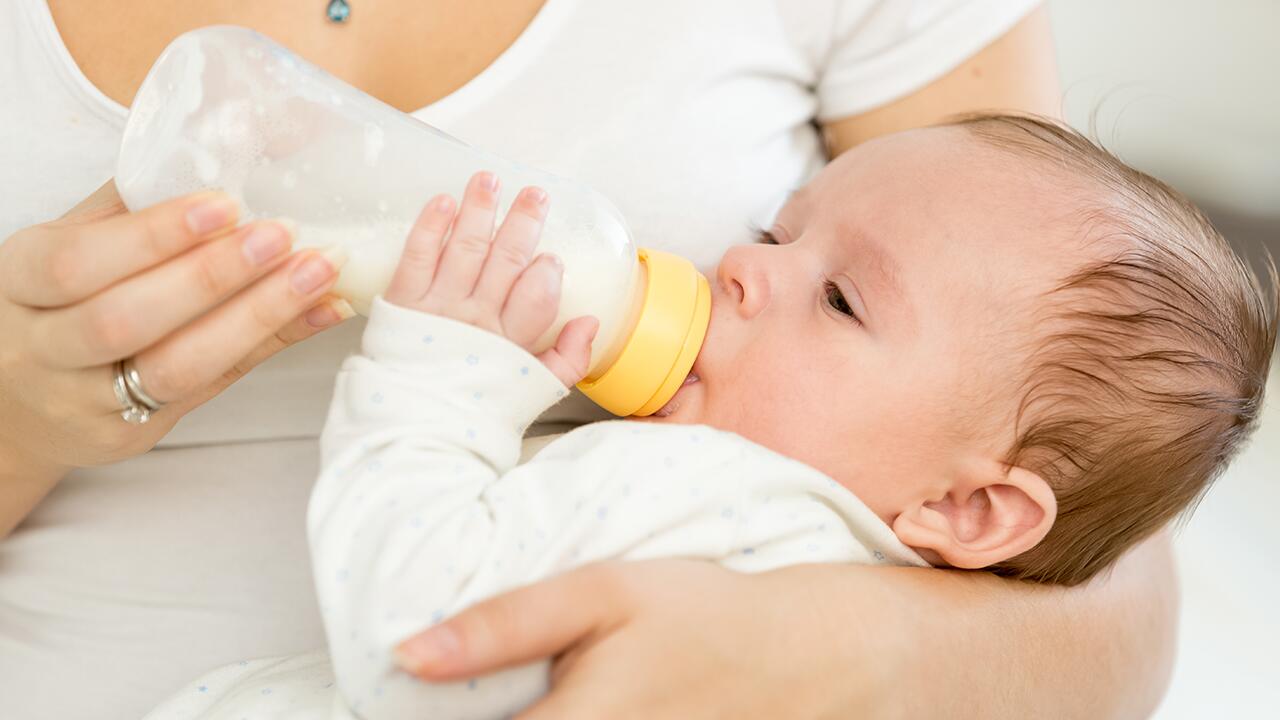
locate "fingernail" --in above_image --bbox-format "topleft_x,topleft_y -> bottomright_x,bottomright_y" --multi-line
291,245 -> 348,294
241,221 -> 292,266
395,625 -> 461,674
435,195 -> 455,214
477,172 -> 498,193
186,194 -> 238,236
330,298 -> 356,320
526,187 -> 548,207
305,298 -> 356,328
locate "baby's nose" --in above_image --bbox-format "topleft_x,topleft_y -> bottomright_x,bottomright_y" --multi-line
716,245 -> 771,319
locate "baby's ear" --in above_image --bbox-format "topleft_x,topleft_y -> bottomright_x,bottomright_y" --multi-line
891,464 -> 1056,570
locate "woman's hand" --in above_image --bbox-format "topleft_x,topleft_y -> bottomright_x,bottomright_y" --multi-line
383,171 -> 597,387
397,536 -> 1178,719
0,180 -> 351,533
395,560 -> 906,719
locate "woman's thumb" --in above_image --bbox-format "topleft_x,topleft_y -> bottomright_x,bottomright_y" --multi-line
395,563 -> 622,682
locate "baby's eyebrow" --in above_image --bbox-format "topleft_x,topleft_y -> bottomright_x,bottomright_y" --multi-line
839,223 -> 915,330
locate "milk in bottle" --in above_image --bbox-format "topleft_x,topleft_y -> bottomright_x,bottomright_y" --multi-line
115,26 -> 709,416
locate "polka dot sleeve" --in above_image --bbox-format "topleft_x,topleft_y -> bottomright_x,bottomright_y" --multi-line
309,295 -> 570,717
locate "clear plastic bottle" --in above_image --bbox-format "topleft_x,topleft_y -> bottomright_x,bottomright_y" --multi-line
116,26 -> 708,417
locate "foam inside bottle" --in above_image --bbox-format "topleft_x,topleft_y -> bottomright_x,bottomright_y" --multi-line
117,26 -> 643,378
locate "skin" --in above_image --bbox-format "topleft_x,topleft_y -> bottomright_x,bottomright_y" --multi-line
644,127 -> 1070,569
382,171 -> 598,388
2,2 -> 1177,717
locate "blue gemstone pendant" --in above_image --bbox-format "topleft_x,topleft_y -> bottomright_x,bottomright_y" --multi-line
326,0 -> 351,23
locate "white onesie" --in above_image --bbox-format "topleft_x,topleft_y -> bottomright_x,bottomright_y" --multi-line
144,296 -> 927,720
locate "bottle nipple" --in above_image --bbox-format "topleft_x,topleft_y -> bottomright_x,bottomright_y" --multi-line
577,249 -> 711,416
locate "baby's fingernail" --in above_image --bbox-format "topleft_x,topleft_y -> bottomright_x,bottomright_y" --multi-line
396,625 -> 461,674
527,187 -> 548,207
434,195 -> 455,214
477,172 -> 498,193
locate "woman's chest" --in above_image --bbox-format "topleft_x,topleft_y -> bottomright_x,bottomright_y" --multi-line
9,0 -> 829,261
47,0 -> 548,113
6,0 -> 831,441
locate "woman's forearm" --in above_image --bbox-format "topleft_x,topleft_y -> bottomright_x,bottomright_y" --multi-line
854,532 -> 1178,719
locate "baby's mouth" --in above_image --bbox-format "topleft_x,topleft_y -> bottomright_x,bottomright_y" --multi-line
651,371 -> 700,418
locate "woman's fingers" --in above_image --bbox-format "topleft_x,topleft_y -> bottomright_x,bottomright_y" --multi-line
384,194 -> 455,308
423,172 -> 500,303
167,294 -> 355,414
395,563 -> 628,682
471,186 -> 548,313
0,189 -> 238,308
32,220 -> 296,369
103,246 -> 347,405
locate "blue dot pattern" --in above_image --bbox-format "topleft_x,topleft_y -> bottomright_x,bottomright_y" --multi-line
243,296 -> 924,720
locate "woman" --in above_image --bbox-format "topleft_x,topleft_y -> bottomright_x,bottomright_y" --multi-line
0,1 -> 1175,718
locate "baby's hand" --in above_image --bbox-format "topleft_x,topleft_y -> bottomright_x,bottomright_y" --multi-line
384,171 -> 599,387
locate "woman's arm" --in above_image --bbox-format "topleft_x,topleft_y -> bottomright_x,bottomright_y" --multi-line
0,443 -> 69,537
396,532 -> 1177,719
396,8 -> 1179,718
820,5 -> 1180,714
822,4 -> 1062,156
890,532 -> 1178,718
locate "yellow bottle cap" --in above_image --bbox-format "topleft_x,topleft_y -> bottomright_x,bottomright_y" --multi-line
577,248 -> 711,417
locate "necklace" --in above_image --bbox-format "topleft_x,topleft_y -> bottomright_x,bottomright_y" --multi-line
326,0 -> 351,23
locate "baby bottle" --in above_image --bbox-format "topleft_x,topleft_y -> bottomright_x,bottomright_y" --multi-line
115,26 -> 709,417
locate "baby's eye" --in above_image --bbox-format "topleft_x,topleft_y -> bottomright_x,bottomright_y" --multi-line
754,228 -> 779,245
824,280 -> 859,322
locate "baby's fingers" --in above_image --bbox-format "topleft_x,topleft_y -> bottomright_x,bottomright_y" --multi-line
500,254 -> 563,349
536,316 -> 598,388
385,195 -> 456,308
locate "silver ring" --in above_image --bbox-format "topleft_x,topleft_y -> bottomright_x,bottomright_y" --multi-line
112,359 -> 150,425
122,357 -> 165,411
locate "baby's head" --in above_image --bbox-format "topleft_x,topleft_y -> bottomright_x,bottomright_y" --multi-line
652,114 -> 1277,585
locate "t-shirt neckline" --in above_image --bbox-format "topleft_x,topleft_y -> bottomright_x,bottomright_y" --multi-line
28,0 -> 572,127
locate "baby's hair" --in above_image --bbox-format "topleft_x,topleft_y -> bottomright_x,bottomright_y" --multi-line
950,113 -> 1277,585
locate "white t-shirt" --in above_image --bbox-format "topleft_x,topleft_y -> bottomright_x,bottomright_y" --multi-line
145,296 -> 926,720
0,1 -> 1038,718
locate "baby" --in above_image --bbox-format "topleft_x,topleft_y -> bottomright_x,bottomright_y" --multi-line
144,114 -> 1276,719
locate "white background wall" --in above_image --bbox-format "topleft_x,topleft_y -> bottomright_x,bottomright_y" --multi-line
1050,0 -> 1279,219
1047,2 -> 1279,717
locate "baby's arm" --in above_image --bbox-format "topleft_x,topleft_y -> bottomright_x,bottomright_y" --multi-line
312,298 -> 566,718
310,174 -> 597,718
308,173 -> 921,720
